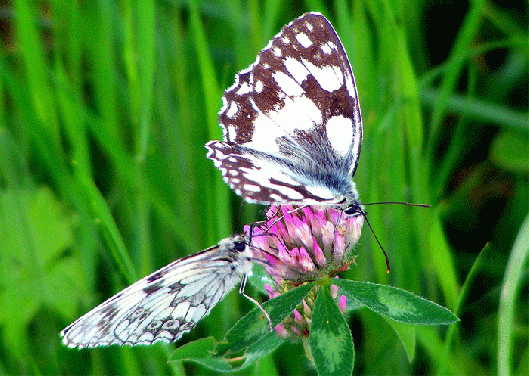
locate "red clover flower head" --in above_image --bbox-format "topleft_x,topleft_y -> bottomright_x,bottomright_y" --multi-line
248,205 -> 364,282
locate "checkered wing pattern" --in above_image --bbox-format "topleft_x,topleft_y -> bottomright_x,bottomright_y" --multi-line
206,12 -> 362,207
61,236 -> 253,348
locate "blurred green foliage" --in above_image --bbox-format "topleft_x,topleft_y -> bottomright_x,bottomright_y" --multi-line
0,0 -> 527,375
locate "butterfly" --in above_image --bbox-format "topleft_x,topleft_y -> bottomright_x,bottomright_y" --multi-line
206,12 -> 363,216
61,235 -> 264,348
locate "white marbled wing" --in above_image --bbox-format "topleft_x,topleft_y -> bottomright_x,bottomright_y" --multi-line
206,12 -> 362,208
61,236 -> 254,348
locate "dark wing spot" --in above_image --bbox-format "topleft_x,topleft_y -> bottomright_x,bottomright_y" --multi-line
168,281 -> 184,293
128,307 -> 150,322
107,291 -> 124,303
170,296 -> 183,307
146,320 -> 163,330
162,319 -> 179,330
143,282 -> 162,295
147,270 -> 164,283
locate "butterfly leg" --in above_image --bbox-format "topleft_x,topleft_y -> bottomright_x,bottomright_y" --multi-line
239,274 -> 273,331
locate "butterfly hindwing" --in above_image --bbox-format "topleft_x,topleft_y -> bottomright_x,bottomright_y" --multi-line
206,12 -> 362,207
207,140 -> 350,204
61,236 -> 253,348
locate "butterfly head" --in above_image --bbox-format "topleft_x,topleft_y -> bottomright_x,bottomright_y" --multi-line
230,235 -> 249,252
343,199 -> 364,217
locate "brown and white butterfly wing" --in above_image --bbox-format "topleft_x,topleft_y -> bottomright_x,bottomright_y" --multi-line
206,12 -> 362,208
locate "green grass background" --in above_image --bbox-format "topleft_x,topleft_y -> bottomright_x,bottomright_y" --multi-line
0,0 -> 527,375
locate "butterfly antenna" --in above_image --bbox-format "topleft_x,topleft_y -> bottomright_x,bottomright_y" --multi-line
360,210 -> 391,273
359,201 -> 429,273
247,222 -> 282,264
234,199 -> 246,231
261,205 -> 307,234
363,201 -> 430,208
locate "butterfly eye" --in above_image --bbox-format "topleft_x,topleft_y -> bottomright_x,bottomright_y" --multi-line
234,240 -> 248,253
344,201 -> 363,216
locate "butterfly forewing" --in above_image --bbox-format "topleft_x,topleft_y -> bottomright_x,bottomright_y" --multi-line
206,12 -> 362,207
61,236 -> 253,348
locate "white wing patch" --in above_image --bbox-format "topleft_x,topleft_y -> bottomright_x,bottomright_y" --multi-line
267,96 -> 321,131
273,71 -> 304,96
295,32 -> 313,48
245,114 -> 283,154
326,115 -> 354,157
283,57 -> 310,83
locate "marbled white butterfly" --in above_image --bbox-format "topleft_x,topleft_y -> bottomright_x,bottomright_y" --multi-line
61,235 -> 262,348
206,12 -> 363,215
